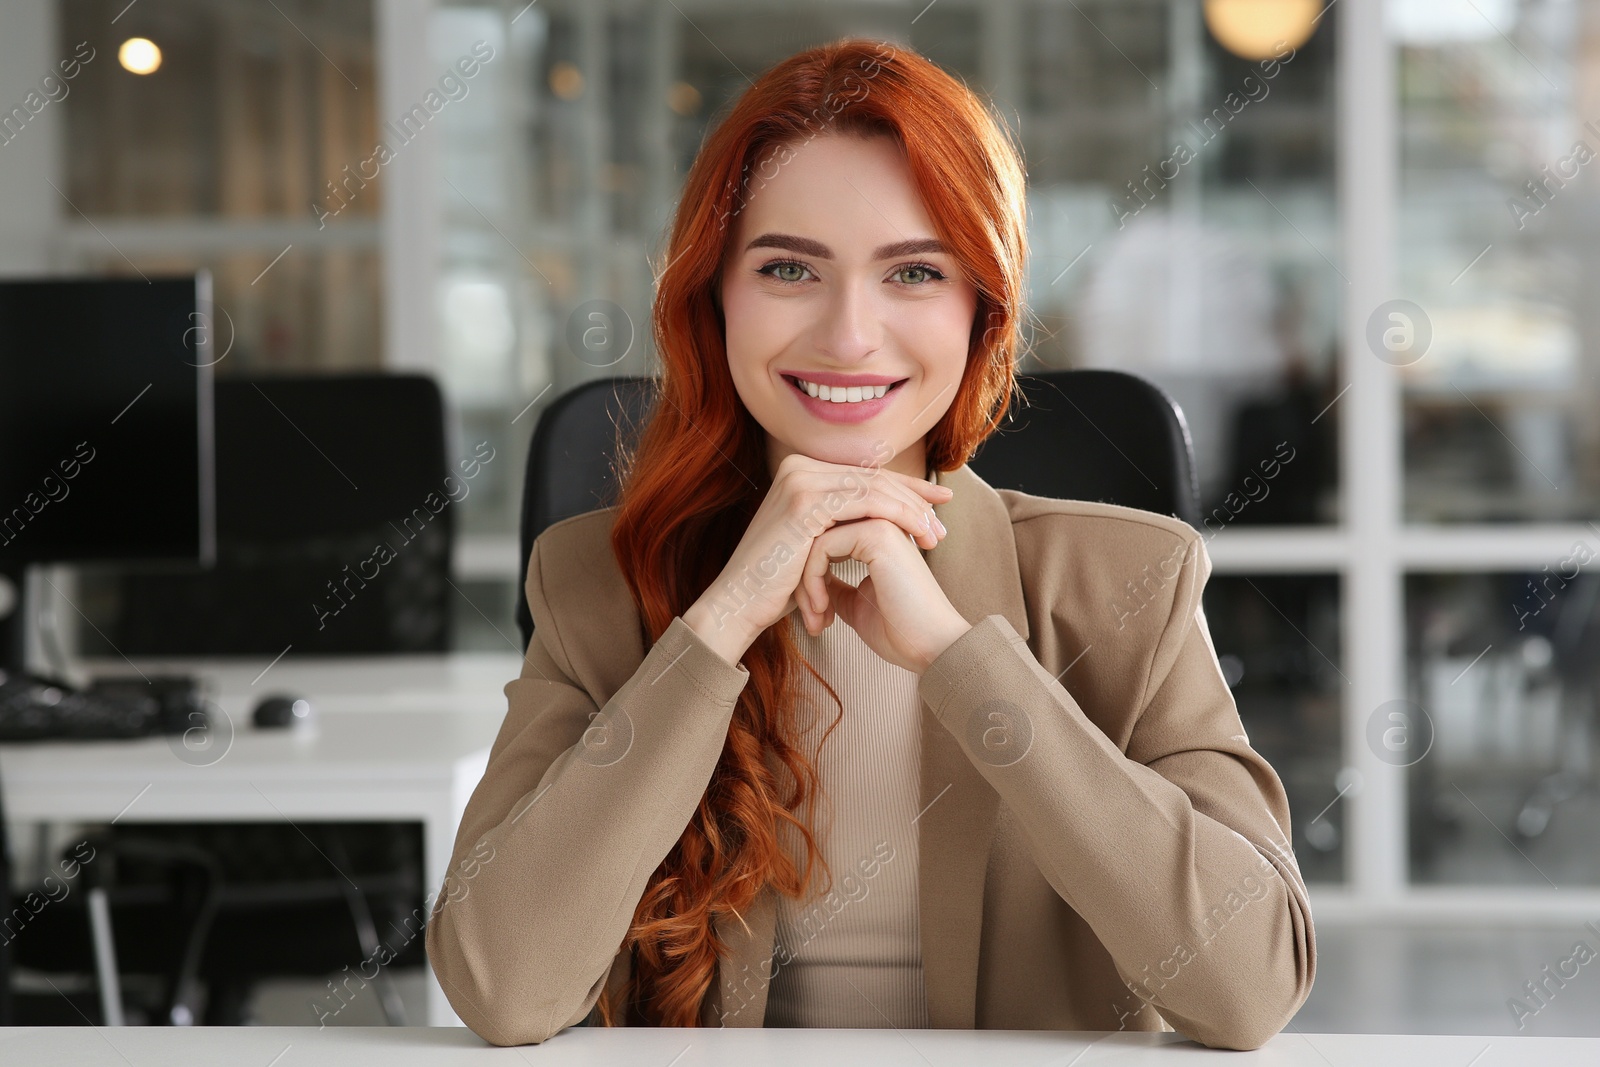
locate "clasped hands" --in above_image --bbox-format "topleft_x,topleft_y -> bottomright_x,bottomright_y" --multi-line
684,454 -> 972,674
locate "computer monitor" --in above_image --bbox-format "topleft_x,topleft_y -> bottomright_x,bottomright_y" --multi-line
0,274 -> 216,670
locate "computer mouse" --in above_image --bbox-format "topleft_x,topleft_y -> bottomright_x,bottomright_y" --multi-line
252,694 -> 316,729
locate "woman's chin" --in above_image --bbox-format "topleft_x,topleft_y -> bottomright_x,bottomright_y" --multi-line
792,440 -> 900,471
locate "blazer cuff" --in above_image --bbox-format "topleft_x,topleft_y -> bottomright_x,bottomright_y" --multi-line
657,614 -> 752,705
918,613 -> 1027,728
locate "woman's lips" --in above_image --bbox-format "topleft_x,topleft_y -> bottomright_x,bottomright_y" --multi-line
783,374 -> 907,425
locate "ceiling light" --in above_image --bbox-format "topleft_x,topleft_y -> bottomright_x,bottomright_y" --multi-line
118,37 -> 162,75
549,61 -> 583,100
1203,0 -> 1320,61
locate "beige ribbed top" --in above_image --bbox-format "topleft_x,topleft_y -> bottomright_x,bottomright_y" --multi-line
763,553 -> 930,1029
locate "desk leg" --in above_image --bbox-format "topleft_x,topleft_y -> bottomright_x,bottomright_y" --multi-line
423,803 -> 465,1027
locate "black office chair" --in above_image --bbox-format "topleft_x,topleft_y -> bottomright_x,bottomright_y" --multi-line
515,376 -> 657,648
5,822 -> 420,1026
515,370 -> 1199,650
967,370 -> 1200,527
4,832 -> 221,1026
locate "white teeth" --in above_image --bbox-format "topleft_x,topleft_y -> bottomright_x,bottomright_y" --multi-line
793,378 -> 892,403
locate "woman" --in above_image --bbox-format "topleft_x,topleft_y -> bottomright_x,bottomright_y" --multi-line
427,39 -> 1315,1051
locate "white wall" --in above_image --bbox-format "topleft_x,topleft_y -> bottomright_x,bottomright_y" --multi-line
377,0 -> 441,373
0,0 -> 62,276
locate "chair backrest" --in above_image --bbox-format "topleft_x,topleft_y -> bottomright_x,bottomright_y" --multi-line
967,369 -> 1200,527
516,370 -> 1199,650
97,373 -> 455,655
516,377 -> 655,646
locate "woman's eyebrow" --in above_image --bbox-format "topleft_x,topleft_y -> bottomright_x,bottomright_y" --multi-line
742,233 -> 950,260
744,233 -> 833,258
873,237 -> 948,260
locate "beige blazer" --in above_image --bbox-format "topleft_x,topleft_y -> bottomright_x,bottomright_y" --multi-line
426,463 -> 1316,1050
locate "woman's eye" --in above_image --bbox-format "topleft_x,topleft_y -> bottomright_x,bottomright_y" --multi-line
892,264 -> 943,285
761,261 -> 811,283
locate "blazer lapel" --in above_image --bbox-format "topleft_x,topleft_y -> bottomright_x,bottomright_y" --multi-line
702,463 -> 1031,1030
916,463 -> 1030,1027
925,463 -> 1031,641
708,882 -> 779,1027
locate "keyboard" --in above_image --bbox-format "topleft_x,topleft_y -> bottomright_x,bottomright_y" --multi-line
0,672 -> 202,742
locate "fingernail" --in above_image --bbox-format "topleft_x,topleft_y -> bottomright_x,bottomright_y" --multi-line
934,516 -> 948,536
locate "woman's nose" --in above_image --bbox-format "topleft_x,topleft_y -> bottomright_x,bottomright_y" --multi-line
816,281 -> 883,362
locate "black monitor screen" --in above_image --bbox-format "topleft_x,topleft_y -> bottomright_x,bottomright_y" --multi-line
0,275 -> 215,565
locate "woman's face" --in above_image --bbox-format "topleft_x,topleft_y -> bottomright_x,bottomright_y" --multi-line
720,132 -> 978,480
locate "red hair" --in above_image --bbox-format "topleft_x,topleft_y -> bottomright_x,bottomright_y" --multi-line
601,38 -> 1027,1027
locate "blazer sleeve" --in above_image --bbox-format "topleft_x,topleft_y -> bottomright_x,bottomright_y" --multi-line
917,529 -> 1316,1051
425,536 -> 752,1046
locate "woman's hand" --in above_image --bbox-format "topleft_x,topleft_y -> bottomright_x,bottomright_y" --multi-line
682,452 -> 952,665
799,518 -> 972,674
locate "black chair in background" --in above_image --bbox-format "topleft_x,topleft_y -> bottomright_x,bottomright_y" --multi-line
5,822 -> 420,1026
4,831 -> 222,1026
967,370 -> 1200,527
516,370 -> 1200,650
516,376 -> 656,648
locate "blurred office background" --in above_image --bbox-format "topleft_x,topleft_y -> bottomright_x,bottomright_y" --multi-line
6,0 -> 1600,1036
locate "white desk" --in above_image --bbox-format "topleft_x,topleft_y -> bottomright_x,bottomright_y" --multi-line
1,1026 -> 1597,1065
0,653 -> 520,1027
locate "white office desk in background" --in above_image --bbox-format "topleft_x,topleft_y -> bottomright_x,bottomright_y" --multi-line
2,1025 -> 1597,1065
0,652 -> 522,1027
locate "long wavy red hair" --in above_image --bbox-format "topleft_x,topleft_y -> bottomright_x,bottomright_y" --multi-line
600,38 -> 1028,1027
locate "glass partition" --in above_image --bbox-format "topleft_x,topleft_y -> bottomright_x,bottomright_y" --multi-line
1205,574 -> 1345,884
1406,570 -> 1600,886
60,0 -> 381,372
1395,0 -> 1600,522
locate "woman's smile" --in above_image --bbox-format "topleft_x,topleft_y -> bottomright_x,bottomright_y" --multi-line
780,372 -> 910,424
